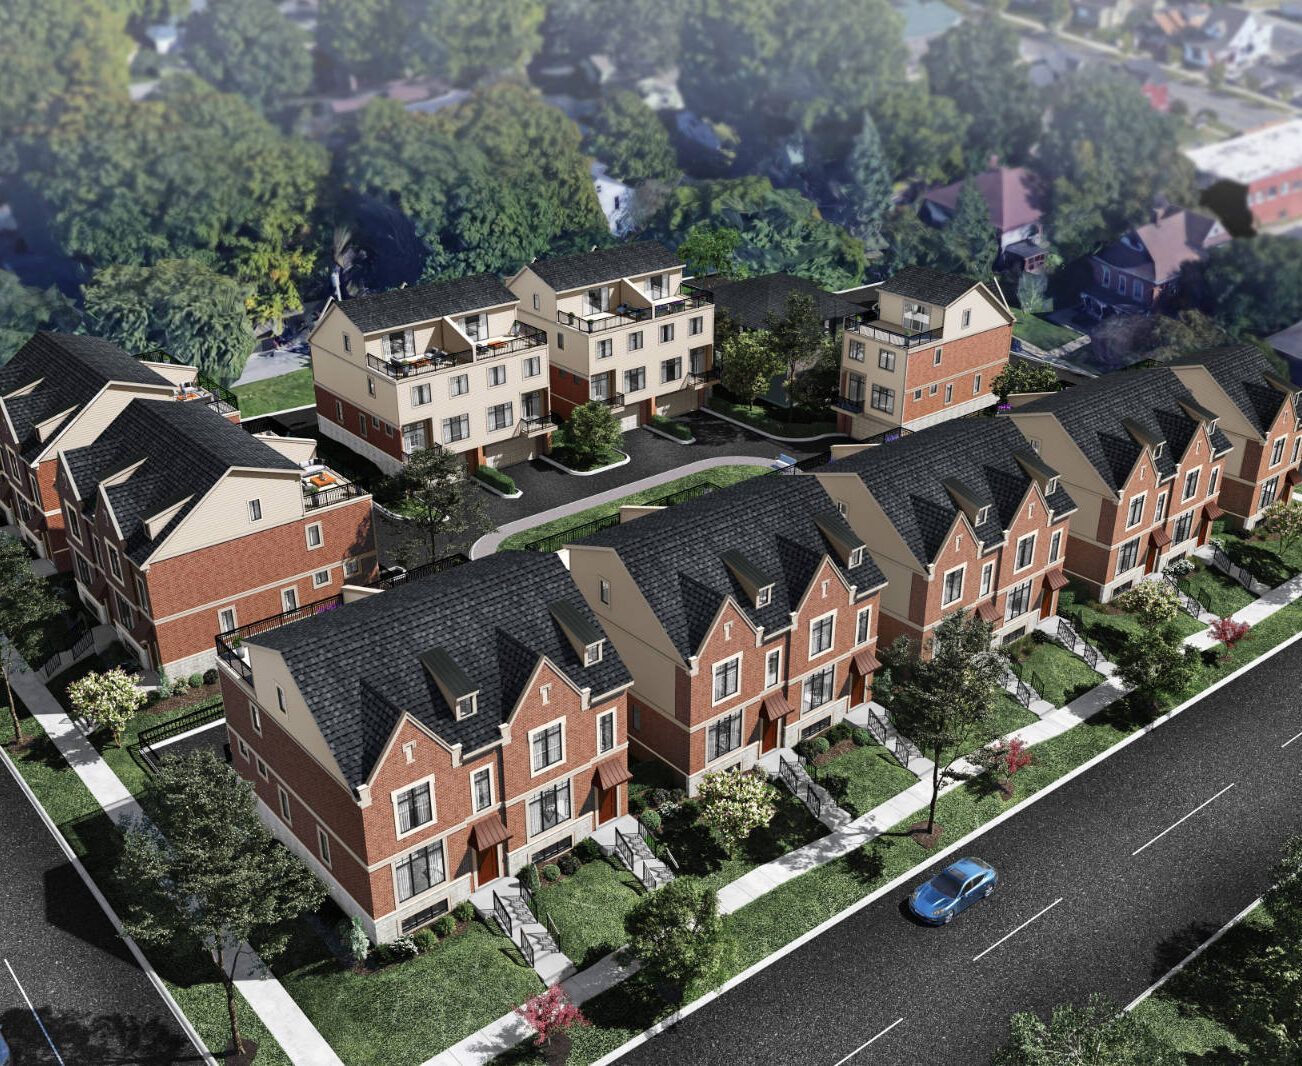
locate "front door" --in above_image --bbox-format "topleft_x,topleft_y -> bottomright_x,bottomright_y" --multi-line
476,845 -> 499,886
598,785 -> 618,824
850,669 -> 867,706
1040,590 -> 1055,620
761,716 -> 779,753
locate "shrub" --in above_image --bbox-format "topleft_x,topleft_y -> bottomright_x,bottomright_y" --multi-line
1163,558 -> 1196,579
826,721 -> 853,745
432,914 -> 456,938
521,863 -> 540,892
542,863 -> 562,883
515,986 -> 590,1047
67,667 -> 149,747
794,739 -> 817,761
1115,581 -> 1181,626
640,808 -> 662,833
575,838 -> 603,864
453,900 -> 476,922
412,928 -> 439,954
187,672 -> 204,688
628,793 -> 645,814
811,736 -> 831,756
476,465 -> 517,495
649,787 -> 674,808
852,727 -> 873,747
338,915 -> 370,968
558,854 -> 580,876
1057,588 -> 1077,613
371,936 -> 419,966
156,673 -> 173,700
696,769 -> 779,855
202,668 -> 218,686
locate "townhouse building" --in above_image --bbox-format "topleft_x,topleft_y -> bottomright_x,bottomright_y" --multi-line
57,398 -> 376,677
835,266 -> 1014,442
0,332 -> 233,571
1006,369 -> 1231,602
215,552 -> 633,942
567,475 -> 886,793
1169,346 -> 1302,528
310,274 -> 552,475
816,419 -> 1077,649
509,241 -> 716,428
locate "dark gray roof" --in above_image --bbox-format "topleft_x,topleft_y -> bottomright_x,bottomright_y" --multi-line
64,399 -> 300,564
339,274 -> 517,333
585,475 -> 886,659
529,240 -> 680,293
684,273 -> 860,331
824,419 -> 1078,566
1016,368 -> 1234,492
880,266 -> 978,307
0,333 -> 169,461
250,553 -> 631,788
1171,345 -> 1298,438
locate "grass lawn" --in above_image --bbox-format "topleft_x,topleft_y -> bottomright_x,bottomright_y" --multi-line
1219,528 -> 1302,588
498,466 -> 769,551
534,858 -> 644,968
1012,310 -> 1081,351
1004,638 -> 1104,708
988,693 -> 1041,737
273,919 -> 541,1066
549,445 -> 627,473
1059,589 -> 1204,658
707,397 -> 837,438
814,741 -> 918,818
94,694 -> 223,799
231,368 -> 315,418
1179,558 -> 1255,618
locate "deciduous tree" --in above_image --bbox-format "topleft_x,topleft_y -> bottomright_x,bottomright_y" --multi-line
67,667 -> 148,748
1183,236 -> 1302,338
542,0 -> 687,80
990,361 -> 1059,403
870,84 -> 969,186
996,994 -> 1183,1065
695,770 -> 778,855
624,879 -> 722,998
586,91 -> 680,185
1209,616 -> 1251,659
719,330 -> 785,406
185,0 -> 311,114
765,293 -> 827,398
1115,581 -> 1181,627
1261,498 -> 1302,558
561,402 -> 623,468
0,537 -> 64,749
1112,621 -> 1199,710
382,447 -> 493,563
0,273 -> 81,364
515,986 -> 590,1049
408,0 -> 545,84
677,225 -> 743,279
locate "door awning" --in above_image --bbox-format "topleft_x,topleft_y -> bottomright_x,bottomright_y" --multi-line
469,814 -> 510,851
594,755 -> 633,791
761,692 -> 794,721
851,649 -> 881,675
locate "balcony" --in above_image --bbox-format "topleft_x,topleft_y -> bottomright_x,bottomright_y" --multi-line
376,553 -> 469,590
303,480 -> 368,511
558,306 -> 651,334
471,322 -> 547,360
833,395 -> 865,414
519,414 -> 552,435
367,349 -> 468,380
592,391 -> 625,408
215,594 -> 344,686
140,349 -> 240,415
687,366 -> 720,387
652,292 -> 713,318
848,309 -> 944,349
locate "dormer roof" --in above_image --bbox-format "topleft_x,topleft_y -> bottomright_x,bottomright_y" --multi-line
1171,345 -> 1301,438
529,240 -> 680,293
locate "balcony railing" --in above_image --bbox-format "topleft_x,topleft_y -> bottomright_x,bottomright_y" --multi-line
519,414 -> 551,435
303,480 -> 368,511
687,367 -> 720,386
367,350 -> 467,379
652,292 -> 713,318
558,306 -> 651,333
833,394 -> 865,414
215,594 -> 344,684
375,553 -> 469,590
591,391 -> 625,408
848,311 -> 944,349
472,323 -> 547,360
138,349 -> 240,414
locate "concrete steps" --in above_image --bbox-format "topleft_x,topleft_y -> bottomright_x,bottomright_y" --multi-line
471,879 -> 575,985
760,748 -> 853,831
592,815 -> 675,889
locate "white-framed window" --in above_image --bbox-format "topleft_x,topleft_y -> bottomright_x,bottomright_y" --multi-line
713,654 -> 741,703
1126,493 -> 1146,529
367,377 -> 376,399
1182,469 -> 1200,501
689,315 -> 704,336
855,605 -> 872,645
487,364 -> 507,388
1154,491 -> 1168,524
973,374 -> 982,395
256,755 -> 268,779
523,355 -> 542,378
394,779 -> 435,835
277,786 -> 293,826
597,709 -> 616,754
624,367 -> 646,393
584,641 -> 603,666
756,585 -> 772,608
1014,532 -> 1036,571
394,840 -> 447,902
343,334 -> 352,353
343,556 -> 360,578
63,504 -> 80,540
659,323 -> 674,344
312,569 -> 330,588
411,383 -> 432,406
533,293 -> 541,311
471,766 -> 494,813
1271,437 -> 1287,466
871,384 -> 895,414
281,587 -> 298,612
450,373 -> 469,397
1049,530 -> 1063,564
275,684 -> 287,714
316,826 -> 332,867
218,606 -> 236,633
661,357 -> 682,383
487,402 -> 514,432
941,565 -> 965,606
878,349 -> 895,371
250,701 -> 262,735
929,384 -> 938,396
530,720 -> 565,774
848,340 -> 865,362
961,308 -> 972,329
1261,475 -> 1281,509
808,612 -> 835,657
599,577 -> 610,604
1292,438 -> 1301,465
765,647 -> 782,688
442,414 -> 470,444
248,499 -> 262,522
335,400 -> 343,421
1208,467 -> 1219,497
707,709 -> 744,761
455,694 -> 476,719
980,560 -> 995,597
596,338 -> 613,359
803,664 -> 836,712
306,523 -> 323,550
237,737 -> 250,760
933,348 -> 943,367
628,331 -> 644,352
528,780 -> 571,836
944,383 -> 953,405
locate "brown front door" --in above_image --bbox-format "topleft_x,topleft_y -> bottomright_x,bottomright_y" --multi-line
850,670 -> 866,706
1040,590 -> 1055,620
761,716 -> 779,753
599,785 -> 618,824
477,845 -> 499,886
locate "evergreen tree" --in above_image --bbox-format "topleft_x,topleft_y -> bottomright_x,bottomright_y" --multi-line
944,180 -> 999,277
846,114 -> 893,247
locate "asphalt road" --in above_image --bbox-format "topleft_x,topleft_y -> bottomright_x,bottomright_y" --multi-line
0,759 -> 203,1065
619,637 -> 1302,1066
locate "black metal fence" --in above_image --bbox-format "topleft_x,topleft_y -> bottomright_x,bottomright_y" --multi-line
376,553 -> 469,590
1052,616 -> 1101,670
1210,543 -> 1260,592
138,700 -> 226,772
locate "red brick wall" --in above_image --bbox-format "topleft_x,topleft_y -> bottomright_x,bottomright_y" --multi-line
549,366 -> 590,417
900,325 -> 1011,424
315,384 -> 404,462
1222,402 -> 1302,523
1248,168 -> 1302,228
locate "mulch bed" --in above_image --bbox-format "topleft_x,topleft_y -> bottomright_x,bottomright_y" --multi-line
221,1037 -> 259,1065
906,822 -> 944,849
811,738 -> 858,768
145,683 -> 222,717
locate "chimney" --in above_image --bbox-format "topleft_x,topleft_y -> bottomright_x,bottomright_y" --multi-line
330,266 -> 343,303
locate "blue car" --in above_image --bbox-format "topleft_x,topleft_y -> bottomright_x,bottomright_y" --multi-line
0,1025 -> 9,1066
909,857 -> 997,925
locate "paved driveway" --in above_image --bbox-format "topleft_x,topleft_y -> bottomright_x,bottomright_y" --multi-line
616,638 -> 1302,1066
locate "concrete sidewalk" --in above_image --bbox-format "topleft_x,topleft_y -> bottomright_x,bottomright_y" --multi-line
6,646 -> 345,1066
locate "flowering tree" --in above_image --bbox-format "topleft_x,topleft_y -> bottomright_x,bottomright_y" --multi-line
1261,498 -> 1302,558
67,666 -> 148,747
515,985 -> 589,1048
695,769 -> 777,855
1115,581 -> 1180,627
972,737 -> 1034,797
1209,617 -> 1251,659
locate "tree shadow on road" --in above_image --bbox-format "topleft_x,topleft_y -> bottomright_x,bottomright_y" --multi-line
0,1005 -> 206,1066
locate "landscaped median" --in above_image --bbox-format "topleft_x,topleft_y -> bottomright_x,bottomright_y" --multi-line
705,397 -> 839,439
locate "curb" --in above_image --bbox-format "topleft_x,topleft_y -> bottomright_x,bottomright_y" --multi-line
701,405 -> 847,444
474,477 -> 523,500
641,423 -> 696,446
536,450 -> 631,477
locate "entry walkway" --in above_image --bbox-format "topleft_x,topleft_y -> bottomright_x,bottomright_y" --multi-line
5,643 -> 345,1066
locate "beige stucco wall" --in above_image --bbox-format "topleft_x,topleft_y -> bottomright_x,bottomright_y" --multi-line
151,469 -> 304,563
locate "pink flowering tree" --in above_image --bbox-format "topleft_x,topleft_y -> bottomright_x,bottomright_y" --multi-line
515,985 -> 589,1049
1209,617 -> 1251,660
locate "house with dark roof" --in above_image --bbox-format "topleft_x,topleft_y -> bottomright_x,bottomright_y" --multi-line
1169,346 -> 1302,527
816,419 -> 1077,648
310,274 -> 552,476
508,241 -> 716,428
56,398 -> 375,676
1180,6 -> 1271,70
1005,368 -> 1232,601
568,475 -> 886,791
834,266 -> 1014,442
1083,207 -> 1229,318
919,167 -> 1049,273
0,332 -> 228,571
216,552 -> 633,944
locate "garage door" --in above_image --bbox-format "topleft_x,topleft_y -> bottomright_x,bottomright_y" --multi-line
485,436 -> 534,469
619,411 -> 641,432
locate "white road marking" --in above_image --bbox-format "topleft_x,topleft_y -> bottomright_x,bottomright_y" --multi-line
972,897 -> 1065,963
1131,783 -> 1236,857
1281,729 -> 1302,749
4,957 -> 67,1065
831,1017 -> 905,1065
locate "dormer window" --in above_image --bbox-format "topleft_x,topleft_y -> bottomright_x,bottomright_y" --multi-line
1045,477 -> 1058,497
849,547 -> 865,569
756,585 -> 773,608
975,506 -> 990,526
1207,419 -> 1218,436
455,694 -> 477,720
1152,442 -> 1164,459
584,641 -> 604,666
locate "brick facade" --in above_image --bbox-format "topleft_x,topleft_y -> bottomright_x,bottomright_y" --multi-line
315,384 -> 405,463
898,326 -> 1013,426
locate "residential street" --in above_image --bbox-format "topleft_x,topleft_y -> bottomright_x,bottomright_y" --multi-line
0,760 -> 202,1065
618,638 -> 1302,1066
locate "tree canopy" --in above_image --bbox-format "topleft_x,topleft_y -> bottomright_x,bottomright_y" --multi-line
542,0 -> 687,80
0,272 -> 81,364
943,180 -> 1000,278
1182,236 -> 1302,338
677,225 -> 743,279
845,114 -> 893,248
586,91 -> 680,186
996,995 -> 1183,1066
184,0 -> 312,114
870,83 -> 969,186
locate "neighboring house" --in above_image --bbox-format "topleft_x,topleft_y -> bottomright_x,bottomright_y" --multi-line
682,272 -> 860,407
57,398 -> 375,677
0,333 -> 235,572
1073,0 -> 1133,33
816,419 -> 1077,649
568,476 -> 886,792
1083,207 -> 1229,318
1186,119 -> 1302,232
216,552 -> 632,943
919,166 -> 1049,272
509,242 -> 716,427
310,274 -> 553,476
1122,58 -> 1171,111
1180,6 -> 1272,69
591,160 -> 635,237
835,266 -> 1014,441
1169,346 -> 1302,528
1268,318 -> 1302,387
1005,369 -> 1231,602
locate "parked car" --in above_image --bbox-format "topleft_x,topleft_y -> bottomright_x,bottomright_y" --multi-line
909,857 -> 998,924
0,1024 -> 10,1065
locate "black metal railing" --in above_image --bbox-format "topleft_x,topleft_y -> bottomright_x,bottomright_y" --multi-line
833,394 -> 865,414
138,699 -> 226,772
303,481 -> 368,510
519,414 -> 551,435
492,891 -> 513,938
593,391 -> 625,408
848,313 -> 944,350
376,553 -> 469,590
687,367 -> 720,385
473,323 -> 548,360
558,307 -> 651,333
366,351 -> 467,379
614,828 -> 635,873
41,627 -> 97,681
652,292 -> 713,318
519,881 -> 538,920
138,349 -> 240,413
215,594 -> 344,683
1163,574 -> 1205,618
519,929 -> 537,968
778,754 -> 800,793
1052,616 -> 1101,670
1210,543 -> 1259,591
866,705 -> 922,766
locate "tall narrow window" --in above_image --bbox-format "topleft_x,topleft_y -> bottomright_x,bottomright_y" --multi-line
395,781 -> 435,834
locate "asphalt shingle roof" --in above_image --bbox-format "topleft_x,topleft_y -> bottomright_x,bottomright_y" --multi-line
1016,368 -> 1234,492
64,398 -> 299,564
1171,345 -> 1297,437
585,475 -> 886,659
339,274 -> 517,333
250,553 -> 632,788
528,240 -> 680,293
684,273 -> 861,331
0,333 -> 169,460
824,419 -> 1078,567
879,266 -> 978,307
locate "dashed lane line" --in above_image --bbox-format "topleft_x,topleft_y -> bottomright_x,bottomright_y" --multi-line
972,898 -> 1065,963
1131,783 -> 1236,857
830,1017 -> 905,1065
